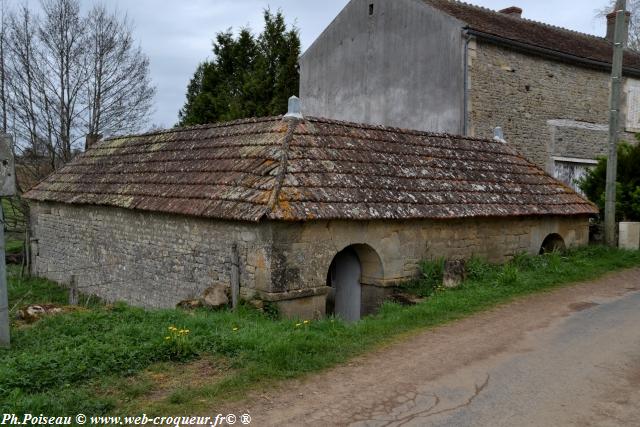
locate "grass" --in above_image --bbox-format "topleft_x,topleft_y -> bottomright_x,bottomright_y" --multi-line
1,246 -> 640,416
2,198 -> 25,255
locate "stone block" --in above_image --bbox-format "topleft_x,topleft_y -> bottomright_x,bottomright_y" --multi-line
275,294 -> 327,320
619,222 -> 640,250
443,259 -> 466,288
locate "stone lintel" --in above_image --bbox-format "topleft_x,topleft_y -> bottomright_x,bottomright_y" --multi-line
256,286 -> 331,302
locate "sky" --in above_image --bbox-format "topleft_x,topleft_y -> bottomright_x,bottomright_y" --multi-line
77,0 -> 614,128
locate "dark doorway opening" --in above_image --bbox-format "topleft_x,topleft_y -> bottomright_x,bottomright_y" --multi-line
539,233 -> 566,254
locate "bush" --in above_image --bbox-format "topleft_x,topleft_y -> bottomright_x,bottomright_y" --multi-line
496,264 -> 519,286
466,256 -> 494,281
579,140 -> 640,221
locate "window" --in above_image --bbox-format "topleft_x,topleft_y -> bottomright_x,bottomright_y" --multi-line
552,157 -> 598,195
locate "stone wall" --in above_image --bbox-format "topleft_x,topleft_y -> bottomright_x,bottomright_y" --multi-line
270,215 -> 589,296
30,201 -> 589,318
29,202 -> 273,308
467,40 -> 636,172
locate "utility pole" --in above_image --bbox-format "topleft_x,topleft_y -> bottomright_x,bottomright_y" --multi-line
605,0 -> 628,247
0,132 -> 16,348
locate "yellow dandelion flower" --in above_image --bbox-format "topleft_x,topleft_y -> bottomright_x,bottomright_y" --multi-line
303,320 -> 310,324
232,327 -> 239,331
164,336 -> 171,340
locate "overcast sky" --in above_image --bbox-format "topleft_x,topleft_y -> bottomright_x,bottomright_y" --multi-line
76,0 -> 613,128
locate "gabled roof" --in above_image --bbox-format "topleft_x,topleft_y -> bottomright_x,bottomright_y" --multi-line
24,116 -> 597,222
424,0 -> 640,73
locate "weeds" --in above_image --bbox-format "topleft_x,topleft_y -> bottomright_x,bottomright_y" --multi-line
401,258 -> 445,297
163,327 -> 195,361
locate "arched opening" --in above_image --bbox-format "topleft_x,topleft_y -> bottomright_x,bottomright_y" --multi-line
326,244 -> 383,322
539,233 -> 566,254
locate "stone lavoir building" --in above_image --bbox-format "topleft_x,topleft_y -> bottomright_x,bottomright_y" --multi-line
300,0 -> 640,192
25,114 -> 596,320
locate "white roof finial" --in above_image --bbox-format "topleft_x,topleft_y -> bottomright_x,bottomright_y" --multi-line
284,96 -> 303,120
493,127 -> 507,144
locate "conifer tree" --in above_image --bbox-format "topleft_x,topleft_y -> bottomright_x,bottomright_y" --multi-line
178,10 -> 300,126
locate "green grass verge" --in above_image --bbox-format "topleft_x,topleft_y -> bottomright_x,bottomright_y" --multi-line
1,246 -> 640,415
5,239 -> 23,254
2,198 -> 25,254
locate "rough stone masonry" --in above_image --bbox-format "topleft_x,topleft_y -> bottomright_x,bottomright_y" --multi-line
25,116 -> 596,319
30,202 -> 589,317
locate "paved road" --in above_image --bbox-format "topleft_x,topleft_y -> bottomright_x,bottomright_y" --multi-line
225,269 -> 640,426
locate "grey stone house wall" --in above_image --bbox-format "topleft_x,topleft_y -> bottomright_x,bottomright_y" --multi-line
467,39 -> 636,173
299,0 -> 466,134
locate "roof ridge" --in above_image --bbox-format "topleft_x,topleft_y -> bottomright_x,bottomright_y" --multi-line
103,116 -> 282,142
304,116 -> 504,145
266,118 -> 298,213
438,0 -> 608,42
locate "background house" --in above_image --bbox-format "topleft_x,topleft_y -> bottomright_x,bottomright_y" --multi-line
25,114 -> 596,320
300,0 -> 640,192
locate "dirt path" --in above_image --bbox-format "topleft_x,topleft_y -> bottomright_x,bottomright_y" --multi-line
223,268 -> 640,426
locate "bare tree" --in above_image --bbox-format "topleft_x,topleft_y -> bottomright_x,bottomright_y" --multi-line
2,0 -> 155,276
598,0 -> 640,50
4,0 -> 155,183
84,5 -> 155,141
38,0 -> 87,163
6,5 -> 54,171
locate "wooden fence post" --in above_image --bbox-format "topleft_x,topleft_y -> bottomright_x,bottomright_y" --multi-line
69,275 -> 78,306
231,244 -> 239,310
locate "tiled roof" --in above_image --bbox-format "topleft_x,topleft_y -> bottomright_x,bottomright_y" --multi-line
424,0 -> 640,72
24,116 -> 597,222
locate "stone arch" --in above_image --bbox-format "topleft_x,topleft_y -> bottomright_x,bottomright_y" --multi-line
539,233 -> 566,254
326,243 -> 384,322
349,243 -> 385,285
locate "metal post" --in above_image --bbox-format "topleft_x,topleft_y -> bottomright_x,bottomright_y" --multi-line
0,205 -> 9,348
231,243 -> 239,310
605,0 -> 628,247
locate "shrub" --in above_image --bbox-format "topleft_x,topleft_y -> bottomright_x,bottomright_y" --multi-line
496,264 -> 519,286
465,256 -> 494,281
579,140 -> 640,221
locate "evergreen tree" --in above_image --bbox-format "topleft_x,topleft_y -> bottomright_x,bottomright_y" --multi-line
178,10 -> 300,126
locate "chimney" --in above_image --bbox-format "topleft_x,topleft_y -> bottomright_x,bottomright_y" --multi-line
85,133 -> 101,150
606,9 -> 631,43
499,6 -> 522,18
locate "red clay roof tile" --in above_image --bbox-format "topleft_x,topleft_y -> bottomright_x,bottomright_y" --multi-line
425,0 -> 640,72
24,116 -> 598,221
